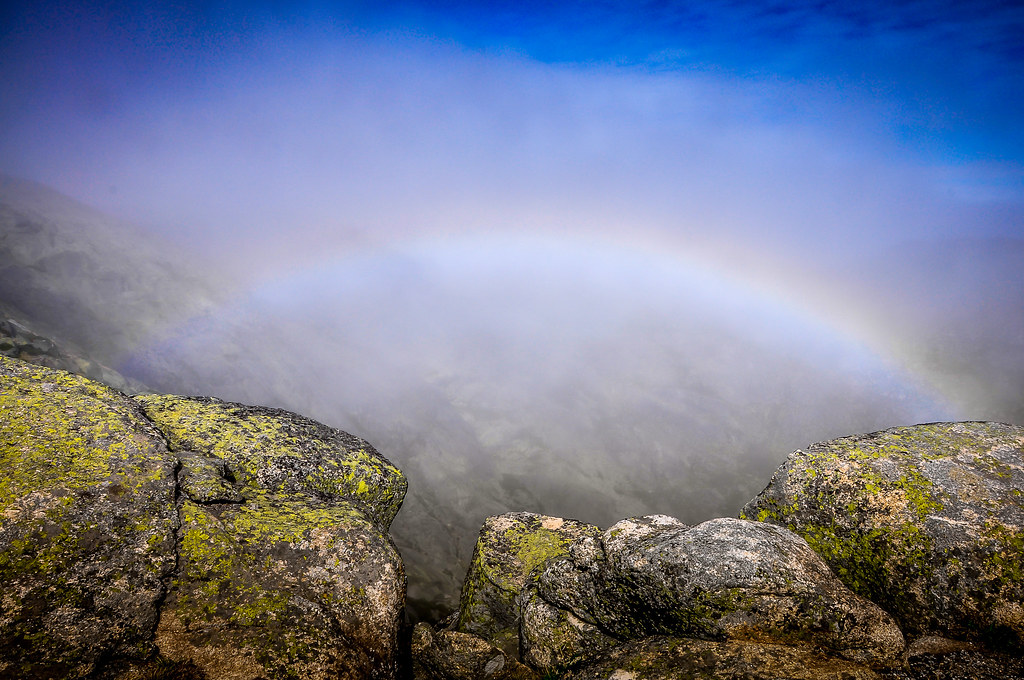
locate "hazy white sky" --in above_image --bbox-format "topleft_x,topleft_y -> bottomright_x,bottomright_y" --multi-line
0,0 -> 1021,278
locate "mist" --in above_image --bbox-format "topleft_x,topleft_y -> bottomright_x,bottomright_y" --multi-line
2,0 -> 1022,614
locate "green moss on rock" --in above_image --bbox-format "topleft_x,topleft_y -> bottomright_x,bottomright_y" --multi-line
1,357 -> 408,679
163,494 -> 402,679
742,422 -> 1024,649
134,394 -> 406,529
138,394 -> 409,680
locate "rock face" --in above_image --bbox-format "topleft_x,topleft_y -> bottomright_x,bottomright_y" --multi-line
138,394 -> 408,680
0,356 -> 177,679
135,395 -> 406,529
455,512 -> 600,656
410,623 -> 537,680
0,356 -> 408,679
741,422 -> 1024,650
526,516 -> 903,673
444,511 -> 901,677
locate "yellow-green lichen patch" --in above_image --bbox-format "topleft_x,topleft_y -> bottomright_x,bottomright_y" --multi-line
134,394 -> 406,528
0,357 -> 178,676
504,525 -> 570,585
176,499 -> 290,626
980,520 -> 1024,605
174,495 -> 379,625
1,357 -> 170,511
168,492 -> 403,679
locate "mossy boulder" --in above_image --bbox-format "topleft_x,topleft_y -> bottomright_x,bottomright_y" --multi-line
455,512 -> 601,656
523,516 -> 903,674
741,422 -> 1024,649
0,356 -> 177,678
135,394 -> 408,680
518,583 -> 618,672
561,636 -> 882,680
1,358 -> 409,679
155,496 -> 404,679
134,394 -> 406,528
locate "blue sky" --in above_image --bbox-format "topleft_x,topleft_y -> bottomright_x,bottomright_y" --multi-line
1,0 -> 1022,268
4,1 -> 1021,153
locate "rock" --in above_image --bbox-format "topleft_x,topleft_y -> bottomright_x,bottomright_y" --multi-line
134,395 -> 407,528
455,512 -> 600,656
135,394 -> 408,680
175,450 -> 245,504
0,312 -> 148,394
0,356 -> 409,679
155,497 -> 404,679
562,636 -> 882,680
410,623 -> 538,680
524,516 -> 903,673
741,422 -> 1024,649
518,584 -> 618,672
0,356 -> 178,678
875,635 -> 1024,679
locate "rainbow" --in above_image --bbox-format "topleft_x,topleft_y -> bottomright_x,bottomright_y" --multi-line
224,227 -> 958,422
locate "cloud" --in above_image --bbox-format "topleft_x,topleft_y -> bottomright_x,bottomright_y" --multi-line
5,24 -> 1015,274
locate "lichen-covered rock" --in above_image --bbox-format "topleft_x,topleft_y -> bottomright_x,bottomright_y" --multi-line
154,496 -> 404,680
137,394 -> 408,680
455,512 -> 600,655
518,584 -> 618,671
1,358 -> 409,679
741,422 -> 1024,649
562,636 -> 882,680
134,394 -> 407,528
0,356 -> 177,678
524,516 -> 903,673
411,623 -> 538,680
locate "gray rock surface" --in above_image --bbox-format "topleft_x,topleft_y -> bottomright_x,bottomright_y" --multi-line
741,422 -> 1024,649
524,516 -> 904,673
0,357 -> 177,678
